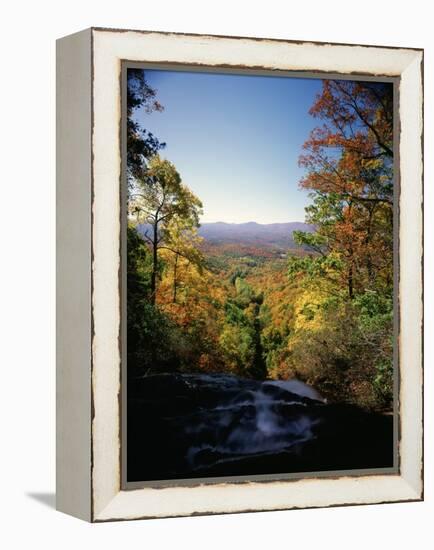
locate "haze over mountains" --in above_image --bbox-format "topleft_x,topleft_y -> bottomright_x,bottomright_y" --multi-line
137,221 -> 314,248
197,221 -> 314,248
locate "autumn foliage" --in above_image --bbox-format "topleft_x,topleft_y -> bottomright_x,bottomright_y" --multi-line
127,72 -> 394,411
287,80 -> 394,408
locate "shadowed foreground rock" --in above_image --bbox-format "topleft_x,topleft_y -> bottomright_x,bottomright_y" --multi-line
127,373 -> 394,482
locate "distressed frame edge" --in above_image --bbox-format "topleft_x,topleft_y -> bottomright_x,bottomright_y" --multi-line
95,479 -> 422,523
91,25 -> 424,53
56,27 -> 93,522
396,52 -> 424,499
90,29 -> 423,522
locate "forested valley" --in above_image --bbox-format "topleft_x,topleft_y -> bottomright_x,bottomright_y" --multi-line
127,70 -> 394,413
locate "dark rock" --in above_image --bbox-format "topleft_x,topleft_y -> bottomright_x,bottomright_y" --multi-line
127,373 -> 394,482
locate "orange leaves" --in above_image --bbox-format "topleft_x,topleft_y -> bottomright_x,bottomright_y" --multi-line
301,80 -> 393,168
297,79 -> 394,300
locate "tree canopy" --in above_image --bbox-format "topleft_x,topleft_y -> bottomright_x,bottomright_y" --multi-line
129,156 -> 203,304
284,80 -> 394,408
293,80 -> 393,299
126,71 -> 394,411
127,69 -> 166,181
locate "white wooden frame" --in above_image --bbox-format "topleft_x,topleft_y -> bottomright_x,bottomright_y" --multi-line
56,27 -> 423,522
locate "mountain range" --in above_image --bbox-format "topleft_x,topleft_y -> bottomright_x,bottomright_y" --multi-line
197,221 -> 314,247
137,221 -> 314,248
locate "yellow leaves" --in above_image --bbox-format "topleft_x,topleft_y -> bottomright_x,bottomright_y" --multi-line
292,288 -> 328,332
157,252 -> 227,335
362,156 -> 382,171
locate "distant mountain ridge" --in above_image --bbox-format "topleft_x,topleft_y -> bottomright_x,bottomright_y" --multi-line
137,221 -> 315,248
197,221 -> 314,247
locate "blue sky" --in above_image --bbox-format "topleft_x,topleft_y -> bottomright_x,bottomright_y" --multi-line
134,69 -> 323,224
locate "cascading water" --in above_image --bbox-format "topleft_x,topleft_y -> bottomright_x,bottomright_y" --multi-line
127,372 -> 394,481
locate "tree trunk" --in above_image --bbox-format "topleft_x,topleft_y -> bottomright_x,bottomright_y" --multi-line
348,262 -> 354,300
173,253 -> 179,303
150,221 -> 158,305
347,202 -> 355,300
364,206 -> 375,285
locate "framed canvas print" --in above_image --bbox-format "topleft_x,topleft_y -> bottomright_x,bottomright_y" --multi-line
56,28 -> 423,522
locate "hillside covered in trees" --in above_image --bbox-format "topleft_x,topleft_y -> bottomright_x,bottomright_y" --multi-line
126,69 -> 394,413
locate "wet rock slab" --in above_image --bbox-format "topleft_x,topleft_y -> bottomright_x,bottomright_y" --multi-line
127,373 -> 394,482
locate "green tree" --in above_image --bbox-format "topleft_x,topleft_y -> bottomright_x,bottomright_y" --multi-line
219,278 -> 266,379
127,69 -> 165,181
282,80 -> 395,409
291,80 -> 394,299
127,225 -> 176,376
129,156 -> 203,304
163,218 -> 204,304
